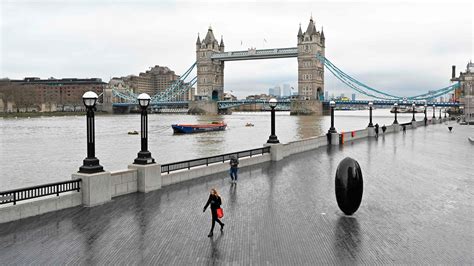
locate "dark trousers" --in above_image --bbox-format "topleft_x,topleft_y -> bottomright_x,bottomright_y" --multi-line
210,209 -> 224,233
230,167 -> 238,181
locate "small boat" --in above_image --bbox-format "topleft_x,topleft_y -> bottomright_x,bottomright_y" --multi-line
390,106 -> 424,113
128,130 -> 139,135
172,122 -> 227,134
245,123 -> 254,127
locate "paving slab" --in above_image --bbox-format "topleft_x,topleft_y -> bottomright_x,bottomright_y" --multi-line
0,123 -> 473,264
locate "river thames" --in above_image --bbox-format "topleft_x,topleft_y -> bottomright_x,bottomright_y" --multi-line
1,109 -> 431,190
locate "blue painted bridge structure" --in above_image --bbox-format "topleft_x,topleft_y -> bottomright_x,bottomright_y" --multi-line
112,99 -> 459,112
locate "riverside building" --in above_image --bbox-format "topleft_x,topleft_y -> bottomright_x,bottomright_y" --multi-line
0,77 -> 106,112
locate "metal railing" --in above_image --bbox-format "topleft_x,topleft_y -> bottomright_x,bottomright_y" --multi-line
161,146 -> 271,174
0,179 -> 81,205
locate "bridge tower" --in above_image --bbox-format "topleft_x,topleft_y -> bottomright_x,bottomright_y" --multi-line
292,17 -> 325,115
195,27 -> 225,101
297,17 -> 325,100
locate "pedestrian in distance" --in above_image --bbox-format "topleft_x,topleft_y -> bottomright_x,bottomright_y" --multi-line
203,188 -> 225,237
374,123 -> 379,138
381,124 -> 387,135
229,156 -> 239,183
402,125 -> 406,134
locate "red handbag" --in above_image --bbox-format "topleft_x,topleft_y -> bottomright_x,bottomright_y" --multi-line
216,208 -> 224,218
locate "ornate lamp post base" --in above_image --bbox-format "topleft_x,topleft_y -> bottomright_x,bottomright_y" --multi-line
267,135 -> 280,144
134,151 -> 155,165
79,157 -> 104,173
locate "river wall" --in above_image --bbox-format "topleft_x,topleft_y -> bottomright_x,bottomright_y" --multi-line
0,117 -> 448,224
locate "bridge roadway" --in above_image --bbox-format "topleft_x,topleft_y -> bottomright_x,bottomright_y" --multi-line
113,99 -> 459,109
0,123 -> 472,264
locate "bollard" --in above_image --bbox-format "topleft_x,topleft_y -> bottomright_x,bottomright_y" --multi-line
340,131 -> 345,144
335,157 -> 363,215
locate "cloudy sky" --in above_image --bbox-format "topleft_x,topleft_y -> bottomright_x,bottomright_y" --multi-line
1,0 -> 472,99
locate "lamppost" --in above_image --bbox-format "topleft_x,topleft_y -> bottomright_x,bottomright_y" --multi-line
411,103 -> 416,122
134,93 -> 155,164
328,100 -> 337,133
368,102 -> 374,127
424,103 -> 428,125
79,91 -> 104,174
393,103 -> 399,124
439,107 -> 442,119
267,98 -> 280,144
444,108 -> 447,118
432,105 -> 436,119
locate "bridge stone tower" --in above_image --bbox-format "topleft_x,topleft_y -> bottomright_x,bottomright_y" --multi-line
195,27 -> 225,101
297,17 -> 325,100
291,17 -> 325,115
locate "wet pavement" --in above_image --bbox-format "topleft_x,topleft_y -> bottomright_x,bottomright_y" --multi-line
0,123 -> 473,264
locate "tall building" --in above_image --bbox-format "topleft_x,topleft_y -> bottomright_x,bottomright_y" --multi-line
117,65 -> 193,101
324,91 -> 329,100
282,84 -> 291,97
352,93 -> 356,101
273,86 -> 281,97
451,61 -> 474,119
268,87 -> 275,96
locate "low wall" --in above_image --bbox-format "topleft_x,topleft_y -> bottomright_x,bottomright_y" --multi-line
162,154 -> 271,186
340,128 -> 369,143
281,135 -> 328,158
0,192 -> 82,224
110,169 -> 138,197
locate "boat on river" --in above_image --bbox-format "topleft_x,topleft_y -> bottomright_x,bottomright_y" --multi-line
390,106 -> 424,113
172,122 -> 227,134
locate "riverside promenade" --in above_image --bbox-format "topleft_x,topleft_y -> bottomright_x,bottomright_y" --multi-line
0,123 -> 472,264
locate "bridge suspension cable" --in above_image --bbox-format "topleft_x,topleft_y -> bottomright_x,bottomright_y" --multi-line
111,62 -> 197,104
316,54 -> 460,101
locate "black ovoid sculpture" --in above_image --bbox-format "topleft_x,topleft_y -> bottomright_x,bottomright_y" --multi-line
335,157 -> 363,215
448,126 -> 453,132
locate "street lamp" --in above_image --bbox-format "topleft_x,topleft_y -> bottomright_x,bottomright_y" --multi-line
432,105 -> 436,118
134,93 -> 155,164
439,107 -> 442,119
328,101 -> 337,133
424,103 -> 428,125
411,103 -> 416,122
368,102 -> 374,127
393,103 -> 399,124
444,108 -> 447,118
79,91 -> 104,174
267,98 -> 279,144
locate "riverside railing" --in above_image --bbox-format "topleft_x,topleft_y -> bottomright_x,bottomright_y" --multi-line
161,146 -> 271,174
0,179 -> 81,205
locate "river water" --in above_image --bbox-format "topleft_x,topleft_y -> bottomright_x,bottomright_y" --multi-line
0,109 -> 431,190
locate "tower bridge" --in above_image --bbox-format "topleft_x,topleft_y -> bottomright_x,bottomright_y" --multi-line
105,17 -> 464,115
191,17 -> 325,115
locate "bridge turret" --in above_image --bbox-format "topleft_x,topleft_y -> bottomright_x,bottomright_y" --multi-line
219,35 -> 225,52
196,33 -> 201,49
297,23 -> 303,44
321,27 -> 325,47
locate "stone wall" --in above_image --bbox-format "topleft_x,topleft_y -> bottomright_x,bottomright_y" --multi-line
110,169 -> 138,197
161,154 -> 270,187
0,192 -> 82,224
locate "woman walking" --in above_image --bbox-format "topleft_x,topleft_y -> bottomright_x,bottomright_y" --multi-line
203,188 -> 225,237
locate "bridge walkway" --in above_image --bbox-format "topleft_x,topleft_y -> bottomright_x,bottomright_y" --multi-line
0,123 -> 472,264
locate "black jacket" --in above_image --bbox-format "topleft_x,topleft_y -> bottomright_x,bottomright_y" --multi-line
204,194 -> 222,210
